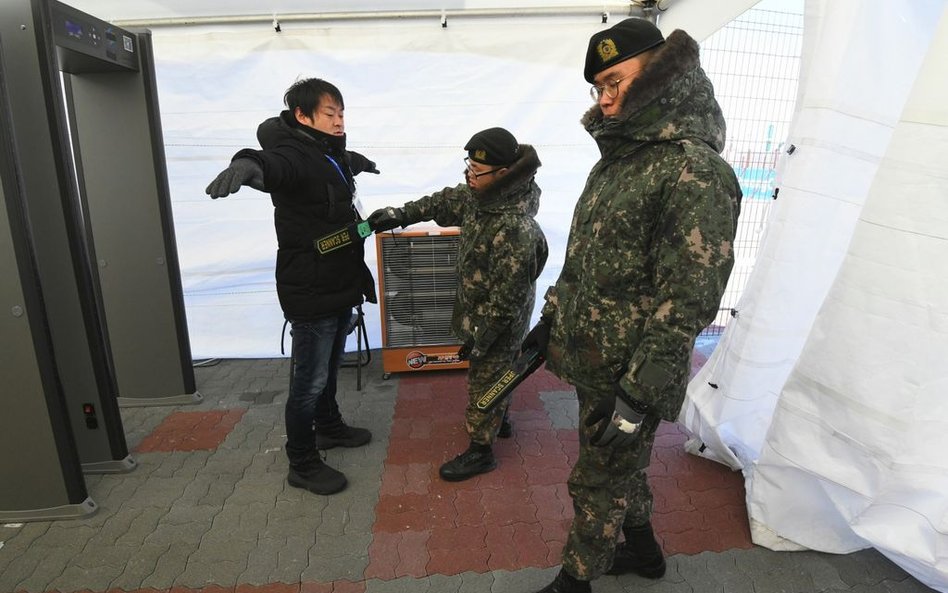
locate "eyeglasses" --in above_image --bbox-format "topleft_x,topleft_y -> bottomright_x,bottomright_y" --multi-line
464,157 -> 502,179
589,73 -> 634,101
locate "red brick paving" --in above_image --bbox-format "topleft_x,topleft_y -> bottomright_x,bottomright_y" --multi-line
368,356 -> 753,579
136,409 -> 247,452
97,583 -> 361,593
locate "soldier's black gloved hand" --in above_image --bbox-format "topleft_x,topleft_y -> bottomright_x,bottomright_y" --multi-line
368,207 -> 406,232
205,158 -> 264,198
456,341 -> 473,362
587,383 -> 649,447
364,160 -> 380,174
521,318 -> 551,357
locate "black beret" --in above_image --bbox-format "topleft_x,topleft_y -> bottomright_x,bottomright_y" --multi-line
584,18 -> 665,83
464,127 -> 519,166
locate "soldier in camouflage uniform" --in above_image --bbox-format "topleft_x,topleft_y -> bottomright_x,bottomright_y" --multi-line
521,19 -> 742,593
369,127 -> 548,481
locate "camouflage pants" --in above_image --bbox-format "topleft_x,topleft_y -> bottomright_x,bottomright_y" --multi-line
561,385 -> 660,580
464,344 -> 518,445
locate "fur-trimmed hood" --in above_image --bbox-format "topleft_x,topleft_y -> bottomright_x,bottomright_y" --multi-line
581,29 -> 727,156
475,143 -> 542,217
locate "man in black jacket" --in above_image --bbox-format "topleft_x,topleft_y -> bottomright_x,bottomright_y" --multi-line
206,78 -> 379,495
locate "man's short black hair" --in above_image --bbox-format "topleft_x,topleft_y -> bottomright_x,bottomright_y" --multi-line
283,78 -> 344,116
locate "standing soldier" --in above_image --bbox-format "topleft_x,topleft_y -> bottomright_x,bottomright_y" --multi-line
521,19 -> 742,592
369,127 -> 548,481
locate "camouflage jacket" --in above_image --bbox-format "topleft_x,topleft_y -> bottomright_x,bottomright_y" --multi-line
542,30 -> 742,420
401,145 -> 548,354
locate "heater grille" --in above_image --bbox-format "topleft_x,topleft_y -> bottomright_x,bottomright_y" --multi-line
378,231 -> 460,348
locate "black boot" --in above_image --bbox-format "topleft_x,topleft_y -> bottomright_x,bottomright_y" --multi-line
606,521 -> 666,578
498,414 -> 513,439
535,568 -> 591,593
315,421 -> 372,449
287,457 -> 347,495
438,442 -> 497,481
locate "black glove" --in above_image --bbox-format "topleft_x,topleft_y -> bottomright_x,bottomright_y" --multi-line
586,383 -> 649,448
364,160 -> 380,174
205,158 -> 264,198
368,207 -> 406,232
521,318 -> 551,357
456,341 -> 473,362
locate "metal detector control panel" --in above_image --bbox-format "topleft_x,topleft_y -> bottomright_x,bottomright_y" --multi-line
51,0 -> 138,73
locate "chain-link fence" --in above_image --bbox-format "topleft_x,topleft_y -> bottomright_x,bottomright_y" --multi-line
701,1 -> 804,334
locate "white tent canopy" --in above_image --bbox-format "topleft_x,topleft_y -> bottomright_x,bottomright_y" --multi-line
62,0 -> 948,590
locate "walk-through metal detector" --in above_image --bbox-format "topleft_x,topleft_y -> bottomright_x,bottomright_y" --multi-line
0,0 -> 200,518
0,40 -> 96,522
0,0 -> 201,408
57,3 -> 202,409
1,0 -> 135,485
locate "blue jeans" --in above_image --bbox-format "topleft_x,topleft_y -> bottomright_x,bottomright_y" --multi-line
285,310 -> 350,467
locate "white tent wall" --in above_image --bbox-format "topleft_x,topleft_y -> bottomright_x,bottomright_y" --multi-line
681,0 -> 948,590
749,5 -> 948,589
681,0 -> 945,470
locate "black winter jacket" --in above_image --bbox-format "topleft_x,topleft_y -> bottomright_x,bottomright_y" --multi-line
233,111 -> 377,321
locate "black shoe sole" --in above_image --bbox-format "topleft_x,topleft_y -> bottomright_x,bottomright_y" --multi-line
287,475 -> 348,495
439,461 -> 498,482
314,435 -> 372,450
606,560 -> 666,579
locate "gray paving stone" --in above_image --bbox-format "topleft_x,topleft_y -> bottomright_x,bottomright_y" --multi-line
171,450 -> 215,479
266,499 -> 327,538
675,551 -> 737,593
175,558 -> 245,588
141,449 -> 191,478
0,551 -> 42,593
365,575 -> 440,593
795,551 -> 853,591
190,531 -> 255,567
46,558 -> 124,592
539,390 -> 579,430
0,523 -> 48,575
207,502 -> 271,541
133,475 -> 198,508
625,577 -> 696,593
885,576 -> 940,593
203,448 -> 255,477
145,514 -> 215,547
182,475 -> 238,507
490,567 -> 554,593
274,535 -> 316,580
246,448 -> 286,476
114,506 -> 166,547
825,549 -> 918,587
107,543 -> 170,591
34,522 -> 97,549
237,535 -> 289,586
457,571 -> 500,593
301,539 -> 368,582
7,543 -> 81,593
88,474 -> 149,512
160,503 -> 219,527
139,539 -> 201,590
78,505 -> 147,550
735,548 -> 819,593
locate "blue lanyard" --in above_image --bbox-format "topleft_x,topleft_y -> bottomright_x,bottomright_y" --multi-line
324,155 -> 351,189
